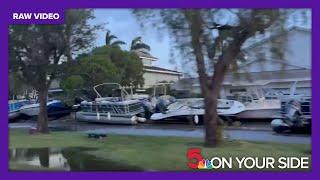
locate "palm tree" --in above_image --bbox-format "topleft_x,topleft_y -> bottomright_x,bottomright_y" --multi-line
105,30 -> 126,47
130,36 -> 151,51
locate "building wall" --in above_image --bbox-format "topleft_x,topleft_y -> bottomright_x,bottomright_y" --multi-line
172,29 -> 311,98
143,71 -> 181,88
178,80 -> 311,98
173,69 -> 311,97
220,80 -> 311,98
240,29 -> 311,73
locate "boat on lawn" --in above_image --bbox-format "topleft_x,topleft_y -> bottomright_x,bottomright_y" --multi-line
227,88 -> 281,120
150,98 -> 245,124
76,83 -> 147,125
19,99 -> 71,119
237,81 -> 310,120
8,99 -> 33,120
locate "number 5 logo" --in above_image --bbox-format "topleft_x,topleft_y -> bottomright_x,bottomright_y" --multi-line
187,148 -> 203,169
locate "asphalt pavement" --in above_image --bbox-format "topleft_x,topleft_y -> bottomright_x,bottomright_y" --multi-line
9,121 -> 311,144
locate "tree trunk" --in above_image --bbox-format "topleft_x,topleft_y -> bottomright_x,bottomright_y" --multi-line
203,35 -> 248,146
36,87 -> 49,133
183,10 -> 223,147
204,97 -> 218,147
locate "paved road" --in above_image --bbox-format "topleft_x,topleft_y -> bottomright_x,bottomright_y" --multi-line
9,122 -> 310,144
85,126 -> 310,144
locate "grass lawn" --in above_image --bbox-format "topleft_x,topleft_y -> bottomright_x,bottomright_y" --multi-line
9,128 -> 311,171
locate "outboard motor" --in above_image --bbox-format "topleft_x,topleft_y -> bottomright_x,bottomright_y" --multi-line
155,95 -> 176,113
155,97 -> 169,113
271,99 -> 302,133
140,99 -> 154,119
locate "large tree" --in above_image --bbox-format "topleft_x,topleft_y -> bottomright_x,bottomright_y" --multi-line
9,9 -> 100,133
61,45 -> 144,102
133,9 -> 307,147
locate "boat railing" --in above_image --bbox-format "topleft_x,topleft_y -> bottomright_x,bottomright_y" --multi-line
81,101 -> 144,115
152,82 -> 174,97
93,83 -> 130,100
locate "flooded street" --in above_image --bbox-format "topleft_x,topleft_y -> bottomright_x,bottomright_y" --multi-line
9,121 -> 311,144
9,147 -> 143,171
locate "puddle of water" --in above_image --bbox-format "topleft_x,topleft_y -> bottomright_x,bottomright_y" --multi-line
9,147 -> 143,171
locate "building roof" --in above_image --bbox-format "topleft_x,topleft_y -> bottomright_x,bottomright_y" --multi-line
134,50 -> 158,61
144,66 -> 182,75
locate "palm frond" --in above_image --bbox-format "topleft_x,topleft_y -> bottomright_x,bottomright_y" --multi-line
111,40 -> 126,46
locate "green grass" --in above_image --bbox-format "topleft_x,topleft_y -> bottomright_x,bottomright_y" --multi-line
9,162 -> 65,172
9,128 -> 311,171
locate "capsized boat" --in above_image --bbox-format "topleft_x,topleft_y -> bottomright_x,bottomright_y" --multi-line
76,83 -> 147,124
150,98 -> 245,124
8,99 -> 33,120
19,99 -> 71,118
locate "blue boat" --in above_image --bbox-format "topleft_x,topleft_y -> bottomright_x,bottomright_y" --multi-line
19,100 -> 72,119
8,100 -> 33,120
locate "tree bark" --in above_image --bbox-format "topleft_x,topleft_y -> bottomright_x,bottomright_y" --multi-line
184,10 -> 253,147
204,95 -> 220,147
36,87 -> 49,134
184,10 -> 223,147
204,62 -> 228,147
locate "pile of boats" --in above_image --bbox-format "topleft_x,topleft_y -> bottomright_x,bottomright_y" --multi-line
74,83 -> 287,125
9,82 -> 311,130
73,83 -> 249,124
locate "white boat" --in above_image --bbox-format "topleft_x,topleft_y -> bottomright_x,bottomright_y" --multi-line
265,81 -> 311,102
235,98 -> 281,119
76,83 -> 147,125
19,100 -> 70,117
228,88 -> 281,119
150,98 -> 245,123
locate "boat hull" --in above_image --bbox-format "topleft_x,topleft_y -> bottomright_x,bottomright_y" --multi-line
76,112 -> 138,125
8,100 -> 33,120
19,106 -> 39,117
150,99 -> 245,121
9,111 -> 20,120
19,100 -> 71,118
235,109 -> 281,120
151,108 -> 203,120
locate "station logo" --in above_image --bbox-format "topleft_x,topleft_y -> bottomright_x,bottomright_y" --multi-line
186,148 -> 310,170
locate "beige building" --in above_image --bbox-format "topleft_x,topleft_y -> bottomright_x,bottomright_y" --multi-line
133,48 -> 182,90
173,27 -> 311,97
